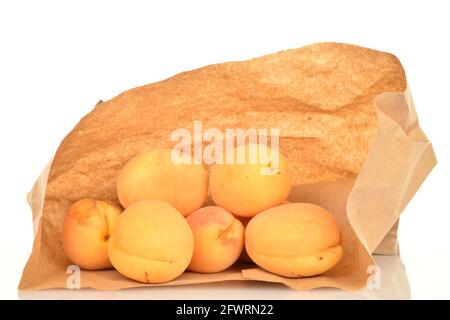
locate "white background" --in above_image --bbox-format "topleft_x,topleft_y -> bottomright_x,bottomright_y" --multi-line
0,0 -> 449,299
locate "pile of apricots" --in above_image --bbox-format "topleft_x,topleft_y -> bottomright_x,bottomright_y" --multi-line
61,145 -> 343,283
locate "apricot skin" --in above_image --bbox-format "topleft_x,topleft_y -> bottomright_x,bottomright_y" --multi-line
245,203 -> 343,277
108,200 -> 194,283
61,199 -> 122,270
116,148 -> 208,216
238,200 -> 291,263
209,144 -> 291,217
187,206 -> 244,273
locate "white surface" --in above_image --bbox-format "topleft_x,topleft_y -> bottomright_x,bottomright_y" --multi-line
0,0 -> 449,299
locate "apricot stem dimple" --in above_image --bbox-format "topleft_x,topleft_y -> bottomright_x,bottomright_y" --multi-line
218,219 -> 237,240
103,212 -> 110,241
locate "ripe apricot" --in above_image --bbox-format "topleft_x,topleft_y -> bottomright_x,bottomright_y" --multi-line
61,199 -> 122,270
245,203 -> 343,277
187,206 -> 244,273
209,144 -> 291,217
116,148 -> 208,216
108,200 -> 193,283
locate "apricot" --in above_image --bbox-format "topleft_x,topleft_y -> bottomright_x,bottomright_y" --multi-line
187,206 -> 244,273
61,199 -> 122,270
238,200 -> 289,263
108,200 -> 194,283
116,148 -> 208,216
245,203 -> 343,277
209,144 -> 291,217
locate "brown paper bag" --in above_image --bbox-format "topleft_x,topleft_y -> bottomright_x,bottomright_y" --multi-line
19,43 -> 436,291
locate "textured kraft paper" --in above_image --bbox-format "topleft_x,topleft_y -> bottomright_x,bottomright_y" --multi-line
19,43 -> 436,291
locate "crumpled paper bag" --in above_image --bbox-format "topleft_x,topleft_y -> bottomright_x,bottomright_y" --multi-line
19,43 -> 436,291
